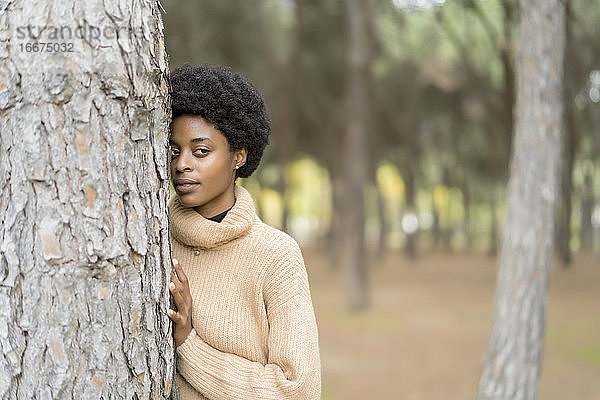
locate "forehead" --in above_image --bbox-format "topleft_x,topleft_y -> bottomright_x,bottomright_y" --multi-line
169,115 -> 227,146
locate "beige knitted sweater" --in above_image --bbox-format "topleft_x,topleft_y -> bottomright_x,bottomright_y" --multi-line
168,184 -> 321,400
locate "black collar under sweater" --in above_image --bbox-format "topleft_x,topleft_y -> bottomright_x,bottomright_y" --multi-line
203,204 -> 234,223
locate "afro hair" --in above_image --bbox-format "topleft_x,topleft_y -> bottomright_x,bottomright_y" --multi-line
170,63 -> 271,179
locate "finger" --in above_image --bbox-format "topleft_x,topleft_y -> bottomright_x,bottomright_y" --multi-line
171,268 -> 182,286
170,271 -> 184,300
170,266 -> 189,299
167,309 -> 181,323
173,259 -> 189,287
168,309 -> 187,326
169,280 -> 186,309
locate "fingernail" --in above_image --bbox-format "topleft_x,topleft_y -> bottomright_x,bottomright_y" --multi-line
173,258 -> 178,265
169,282 -> 175,289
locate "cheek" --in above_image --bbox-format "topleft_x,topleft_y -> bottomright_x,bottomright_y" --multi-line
205,154 -> 233,175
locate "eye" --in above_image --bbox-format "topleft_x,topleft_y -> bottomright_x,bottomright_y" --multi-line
170,148 -> 180,157
194,148 -> 209,156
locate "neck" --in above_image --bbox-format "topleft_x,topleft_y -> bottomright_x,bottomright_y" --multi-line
193,183 -> 236,219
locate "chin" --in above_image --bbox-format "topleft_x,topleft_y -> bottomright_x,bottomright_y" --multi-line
177,193 -> 202,209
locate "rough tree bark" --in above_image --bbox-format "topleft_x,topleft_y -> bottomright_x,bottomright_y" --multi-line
0,0 -> 175,398
341,0 -> 371,310
478,1 -> 566,399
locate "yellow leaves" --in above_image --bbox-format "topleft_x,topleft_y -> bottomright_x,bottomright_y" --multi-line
376,162 -> 405,201
432,184 -> 449,212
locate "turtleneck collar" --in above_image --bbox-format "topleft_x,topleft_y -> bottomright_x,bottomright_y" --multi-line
168,184 -> 256,250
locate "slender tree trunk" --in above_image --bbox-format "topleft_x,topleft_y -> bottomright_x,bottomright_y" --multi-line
274,49 -> 298,234
441,168 -> 453,251
376,177 -> 387,261
488,193 -> 498,257
557,2 -> 576,266
462,181 -> 473,250
585,104 -> 600,253
555,126 -> 575,266
478,1 -> 566,399
0,1 -> 176,398
442,200 -> 453,252
277,158 -> 290,233
327,165 -> 343,271
259,0 -> 298,235
498,0 -> 516,174
403,164 -> 417,259
591,98 -> 600,159
431,187 -> 441,250
341,0 -> 370,310
556,109 -> 575,266
580,171 -> 594,251
253,173 -> 266,222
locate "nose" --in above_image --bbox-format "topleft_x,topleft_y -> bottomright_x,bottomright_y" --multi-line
175,150 -> 193,172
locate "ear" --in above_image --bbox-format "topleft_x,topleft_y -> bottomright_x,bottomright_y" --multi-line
233,147 -> 248,169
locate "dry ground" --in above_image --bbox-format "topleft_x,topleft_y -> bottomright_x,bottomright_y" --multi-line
303,248 -> 600,400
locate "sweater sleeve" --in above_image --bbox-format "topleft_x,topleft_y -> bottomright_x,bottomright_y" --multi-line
175,241 -> 321,400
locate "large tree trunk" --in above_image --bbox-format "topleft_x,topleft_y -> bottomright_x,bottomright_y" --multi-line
478,1 -> 566,399
0,1 -> 175,398
341,0 -> 371,310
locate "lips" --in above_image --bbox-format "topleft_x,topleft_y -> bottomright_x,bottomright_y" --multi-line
174,178 -> 200,194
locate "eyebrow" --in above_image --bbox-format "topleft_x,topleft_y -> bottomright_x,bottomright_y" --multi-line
169,137 -> 212,145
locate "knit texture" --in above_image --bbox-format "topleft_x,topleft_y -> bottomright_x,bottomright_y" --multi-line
168,184 -> 321,400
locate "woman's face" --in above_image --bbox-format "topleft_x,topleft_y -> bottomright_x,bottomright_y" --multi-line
169,114 -> 246,217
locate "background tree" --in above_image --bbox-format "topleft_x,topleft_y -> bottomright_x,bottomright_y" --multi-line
341,0 -> 373,310
478,0 -> 566,399
0,0 -> 175,397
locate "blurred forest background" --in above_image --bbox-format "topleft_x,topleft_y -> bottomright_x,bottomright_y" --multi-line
163,0 -> 600,265
162,0 -> 600,398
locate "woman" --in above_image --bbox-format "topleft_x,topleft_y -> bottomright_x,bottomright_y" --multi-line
166,64 -> 321,400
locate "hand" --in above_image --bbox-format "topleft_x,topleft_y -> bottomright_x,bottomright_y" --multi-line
168,258 -> 193,348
